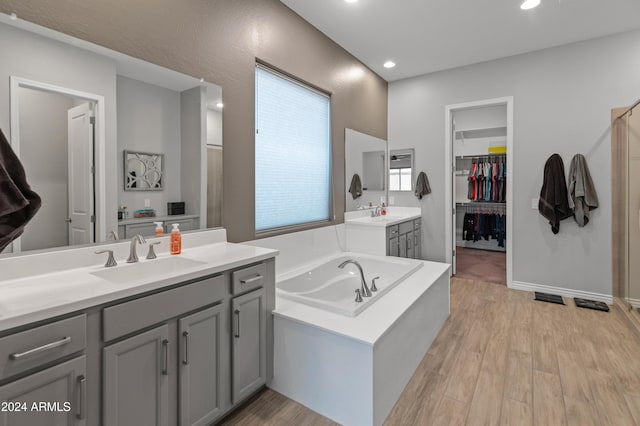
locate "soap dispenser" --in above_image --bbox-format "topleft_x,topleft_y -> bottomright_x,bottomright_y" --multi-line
154,222 -> 164,237
170,223 -> 182,255
381,202 -> 387,216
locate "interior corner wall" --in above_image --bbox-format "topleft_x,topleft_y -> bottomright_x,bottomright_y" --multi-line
388,29 -> 640,296
0,0 -> 389,243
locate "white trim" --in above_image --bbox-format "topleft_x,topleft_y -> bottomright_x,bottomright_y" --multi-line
445,96 -> 514,286
627,298 -> 640,309
510,280 -> 613,304
9,77 -> 107,253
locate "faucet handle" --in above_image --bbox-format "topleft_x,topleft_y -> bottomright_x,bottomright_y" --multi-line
146,241 -> 161,260
95,250 -> 117,267
371,276 -> 380,292
354,288 -> 363,303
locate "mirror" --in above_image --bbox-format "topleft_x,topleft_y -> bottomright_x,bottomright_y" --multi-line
0,14 -> 223,255
124,151 -> 164,190
344,128 -> 388,212
389,149 -> 414,192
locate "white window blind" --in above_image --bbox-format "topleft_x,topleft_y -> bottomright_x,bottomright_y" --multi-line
255,65 -> 332,232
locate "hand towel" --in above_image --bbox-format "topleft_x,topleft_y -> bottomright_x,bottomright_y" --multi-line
568,154 -> 598,227
0,129 -> 42,251
415,171 -> 431,199
538,153 -> 570,234
348,173 -> 362,199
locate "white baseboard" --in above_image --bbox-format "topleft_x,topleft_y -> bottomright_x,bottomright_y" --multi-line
627,298 -> 640,309
509,280 -> 613,304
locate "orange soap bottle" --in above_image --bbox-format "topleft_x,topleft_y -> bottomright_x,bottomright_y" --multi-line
170,223 -> 181,255
154,222 -> 164,237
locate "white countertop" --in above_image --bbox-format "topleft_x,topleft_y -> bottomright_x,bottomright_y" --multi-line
273,257 -> 449,345
0,240 -> 277,333
344,206 -> 421,228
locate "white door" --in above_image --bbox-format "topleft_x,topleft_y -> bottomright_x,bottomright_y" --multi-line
451,117 -> 457,275
67,103 -> 94,245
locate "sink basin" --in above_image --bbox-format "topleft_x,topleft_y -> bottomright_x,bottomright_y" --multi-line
91,257 -> 206,283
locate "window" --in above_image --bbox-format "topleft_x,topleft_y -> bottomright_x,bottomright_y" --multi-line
389,167 -> 412,191
255,65 -> 332,232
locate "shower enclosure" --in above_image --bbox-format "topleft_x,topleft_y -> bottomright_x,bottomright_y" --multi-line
612,101 -> 640,318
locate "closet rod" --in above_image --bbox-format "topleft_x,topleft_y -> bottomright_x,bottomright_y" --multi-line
614,98 -> 640,121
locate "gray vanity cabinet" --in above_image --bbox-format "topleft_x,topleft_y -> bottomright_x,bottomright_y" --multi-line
231,287 -> 266,404
178,303 -> 229,426
387,218 -> 422,260
103,325 -> 170,426
0,356 -> 87,426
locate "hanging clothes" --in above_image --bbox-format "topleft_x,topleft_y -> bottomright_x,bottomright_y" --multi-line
461,210 -> 506,246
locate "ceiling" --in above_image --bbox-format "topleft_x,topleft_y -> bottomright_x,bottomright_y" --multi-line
280,0 -> 640,82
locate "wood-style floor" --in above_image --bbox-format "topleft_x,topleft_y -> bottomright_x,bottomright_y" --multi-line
220,278 -> 640,426
454,247 -> 506,286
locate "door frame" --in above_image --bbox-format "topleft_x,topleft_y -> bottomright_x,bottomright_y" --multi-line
444,96 -> 514,287
9,76 -> 106,253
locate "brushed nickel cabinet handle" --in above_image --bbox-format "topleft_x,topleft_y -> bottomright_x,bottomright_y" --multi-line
76,375 -> 86,420
182,331 -> 189,365
9,336 -> 72,360
234,309 -> 240,338
162,339 -> 169,375
240,275 -> 262,285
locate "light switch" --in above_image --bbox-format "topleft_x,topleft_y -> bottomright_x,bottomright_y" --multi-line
532,198 -> 539,209
144,198 -> 151,207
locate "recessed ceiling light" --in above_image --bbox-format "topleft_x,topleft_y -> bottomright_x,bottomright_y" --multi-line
520,0 -> 540,10
216,102 -> 224,109
383,61 -> 396,69
344,0 -> 358,3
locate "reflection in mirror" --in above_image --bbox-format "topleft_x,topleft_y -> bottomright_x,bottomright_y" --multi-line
389,149 -> 414,192
344,128 -> 388,212
0,14 -> 223,256
124,151 -> 164,190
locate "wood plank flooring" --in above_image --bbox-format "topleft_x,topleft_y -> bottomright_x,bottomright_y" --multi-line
220,277 -> 640,425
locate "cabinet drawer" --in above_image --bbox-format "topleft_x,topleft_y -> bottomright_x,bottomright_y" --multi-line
387,225 -> 399,238
399,220 -> 414,234
231,263 -> 266,295
0,314 -> 86,381
103,274 -> 227,342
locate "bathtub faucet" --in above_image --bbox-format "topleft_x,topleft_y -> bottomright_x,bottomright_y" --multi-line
338,259 -> 372,297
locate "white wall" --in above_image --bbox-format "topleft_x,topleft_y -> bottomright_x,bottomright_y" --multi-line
206,107 -> 222,146
181,86 -> 206,227
389,29 -> 640,296
117,76 -> 182,216
18,88 -> 74,251
0,22 -> 118,241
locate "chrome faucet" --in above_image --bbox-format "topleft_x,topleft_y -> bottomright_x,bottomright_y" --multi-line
106,230 -> 119,241
127,234 -> 146,263
370,206 -> 382,217
338,259 -> 372,297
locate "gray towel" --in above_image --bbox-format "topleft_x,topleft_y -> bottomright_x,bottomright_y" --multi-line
568,154 -> 598,227
415,171 -> 431,199
348,173 -> 362,199
0,129 -> 42,251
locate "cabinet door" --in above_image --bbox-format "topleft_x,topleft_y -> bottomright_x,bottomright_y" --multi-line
388,236 -> 399,257
414,229 -> 422,260
104,325 -> 169,426
179,303 -> 229,426
0,356 -> 86,426
398,233 -> 407,258
406,230 -> 414,259
231,287 -> 266,404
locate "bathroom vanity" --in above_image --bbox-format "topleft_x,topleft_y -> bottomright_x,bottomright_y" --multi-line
345,207 -> 422,259
0,229 -> 276,426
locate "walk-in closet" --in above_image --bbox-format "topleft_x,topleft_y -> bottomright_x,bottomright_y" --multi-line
452,104 -> 508,285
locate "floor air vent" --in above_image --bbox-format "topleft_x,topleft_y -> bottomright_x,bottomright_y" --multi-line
534,291 -> 565,305
574,298 -> 609,312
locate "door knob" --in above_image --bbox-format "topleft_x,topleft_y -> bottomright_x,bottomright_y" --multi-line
65,218 -> 72,223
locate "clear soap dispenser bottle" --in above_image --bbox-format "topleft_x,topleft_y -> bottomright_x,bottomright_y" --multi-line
170,223 -> 181,255
154,222 -> 164,237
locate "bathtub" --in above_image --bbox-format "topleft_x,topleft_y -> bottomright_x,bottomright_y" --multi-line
276,252 -> 423,316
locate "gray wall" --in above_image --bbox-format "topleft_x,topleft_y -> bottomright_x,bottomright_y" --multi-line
0,0 -> 389,243
389,29 -> 640,296
0,23 -> 118,240
180,86 -> 206,227
18,87 -> 73,251
117,75 -> 181,216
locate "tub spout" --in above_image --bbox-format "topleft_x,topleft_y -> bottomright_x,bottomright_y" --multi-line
338,259 -> 372,297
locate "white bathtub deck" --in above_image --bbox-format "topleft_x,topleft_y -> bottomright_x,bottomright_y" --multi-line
270,259 -> 451,426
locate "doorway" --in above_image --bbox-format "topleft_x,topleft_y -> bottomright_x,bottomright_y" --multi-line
445,97 -> 514,286
9,77 -> 105,253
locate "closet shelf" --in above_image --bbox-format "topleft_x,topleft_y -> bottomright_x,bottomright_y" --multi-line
456,201 -> 506,206
455,126 -> 507,140
456,153 -> 506,160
